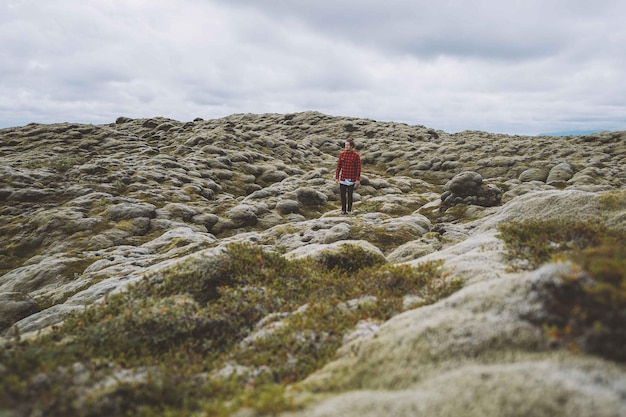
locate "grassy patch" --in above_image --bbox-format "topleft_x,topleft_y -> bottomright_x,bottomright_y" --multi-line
297,204 -> 328,220
598,189 -> 626,210
440,203 -> 468,219
497,219 -> 622,271
542,243 -> 626,362
0,243 -> 462,417
497,219 -> 625,362
354,200 -> 384,213
315,244 -> 386,273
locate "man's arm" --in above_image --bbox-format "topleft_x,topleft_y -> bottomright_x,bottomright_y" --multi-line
335,155 -> 342,182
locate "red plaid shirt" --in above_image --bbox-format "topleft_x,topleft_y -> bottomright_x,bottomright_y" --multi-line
335,150 -> 361,182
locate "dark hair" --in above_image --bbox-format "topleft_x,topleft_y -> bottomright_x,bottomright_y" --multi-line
347,139 -> 355,148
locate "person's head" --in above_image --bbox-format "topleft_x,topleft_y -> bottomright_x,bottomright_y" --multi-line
344,139 -> 355,151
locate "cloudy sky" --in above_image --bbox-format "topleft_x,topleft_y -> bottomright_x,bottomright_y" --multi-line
2,0 -> 625,135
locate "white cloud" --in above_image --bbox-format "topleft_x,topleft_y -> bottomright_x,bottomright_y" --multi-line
1,0 -> 625,134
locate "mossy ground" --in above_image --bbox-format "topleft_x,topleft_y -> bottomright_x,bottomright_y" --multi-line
0,243 -> 462,417
350,223 -> 424,255
497,219 -> 625,362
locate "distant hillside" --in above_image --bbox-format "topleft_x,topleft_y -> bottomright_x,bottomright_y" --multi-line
537,129 -> 605,136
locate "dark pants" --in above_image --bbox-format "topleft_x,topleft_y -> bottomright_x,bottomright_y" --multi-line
340,183 -> 355,212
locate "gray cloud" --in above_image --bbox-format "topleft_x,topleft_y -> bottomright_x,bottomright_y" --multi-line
216,0 -> 607,60
1,0 -> 625,134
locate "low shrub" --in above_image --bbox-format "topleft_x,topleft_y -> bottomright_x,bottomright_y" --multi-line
497,219 -> 622,270
497,219 -> 626,362
0,243 -> 462,417
316,244 -> 386,273
545,244 -> 626,362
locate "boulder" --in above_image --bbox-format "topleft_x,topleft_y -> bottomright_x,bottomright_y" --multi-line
322,223 -> 351,244
115,116 -> 133,124
444,171 -> 483,196
225,204 -> 258,227
518,167 -> 549,182
276,199 -> 300,214
441,171 -> 502,209
155,202 -> 197,222
546,162 -> 574,186
295,187 -> 328,207
257,169 -> 289,185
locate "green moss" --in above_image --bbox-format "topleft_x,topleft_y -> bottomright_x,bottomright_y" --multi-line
442,203 -> 468,219
0,243 -> 462,417
496,219 -> 622,271
598,189 -> 626,210
298,204 -> 326,220
315,244 -> 386,273
110,179 -> 128,196
354,200 -> 384,213
351,223 -> 423,254
546,244 -> 626,362
497,219 -> 626,362
0,239 -> 44,276
22,155 -> 86,173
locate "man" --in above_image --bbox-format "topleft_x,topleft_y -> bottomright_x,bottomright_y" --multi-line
335,139 -> 361,215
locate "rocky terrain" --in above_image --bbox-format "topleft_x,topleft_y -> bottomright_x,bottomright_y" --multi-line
0,112 -> 625,416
